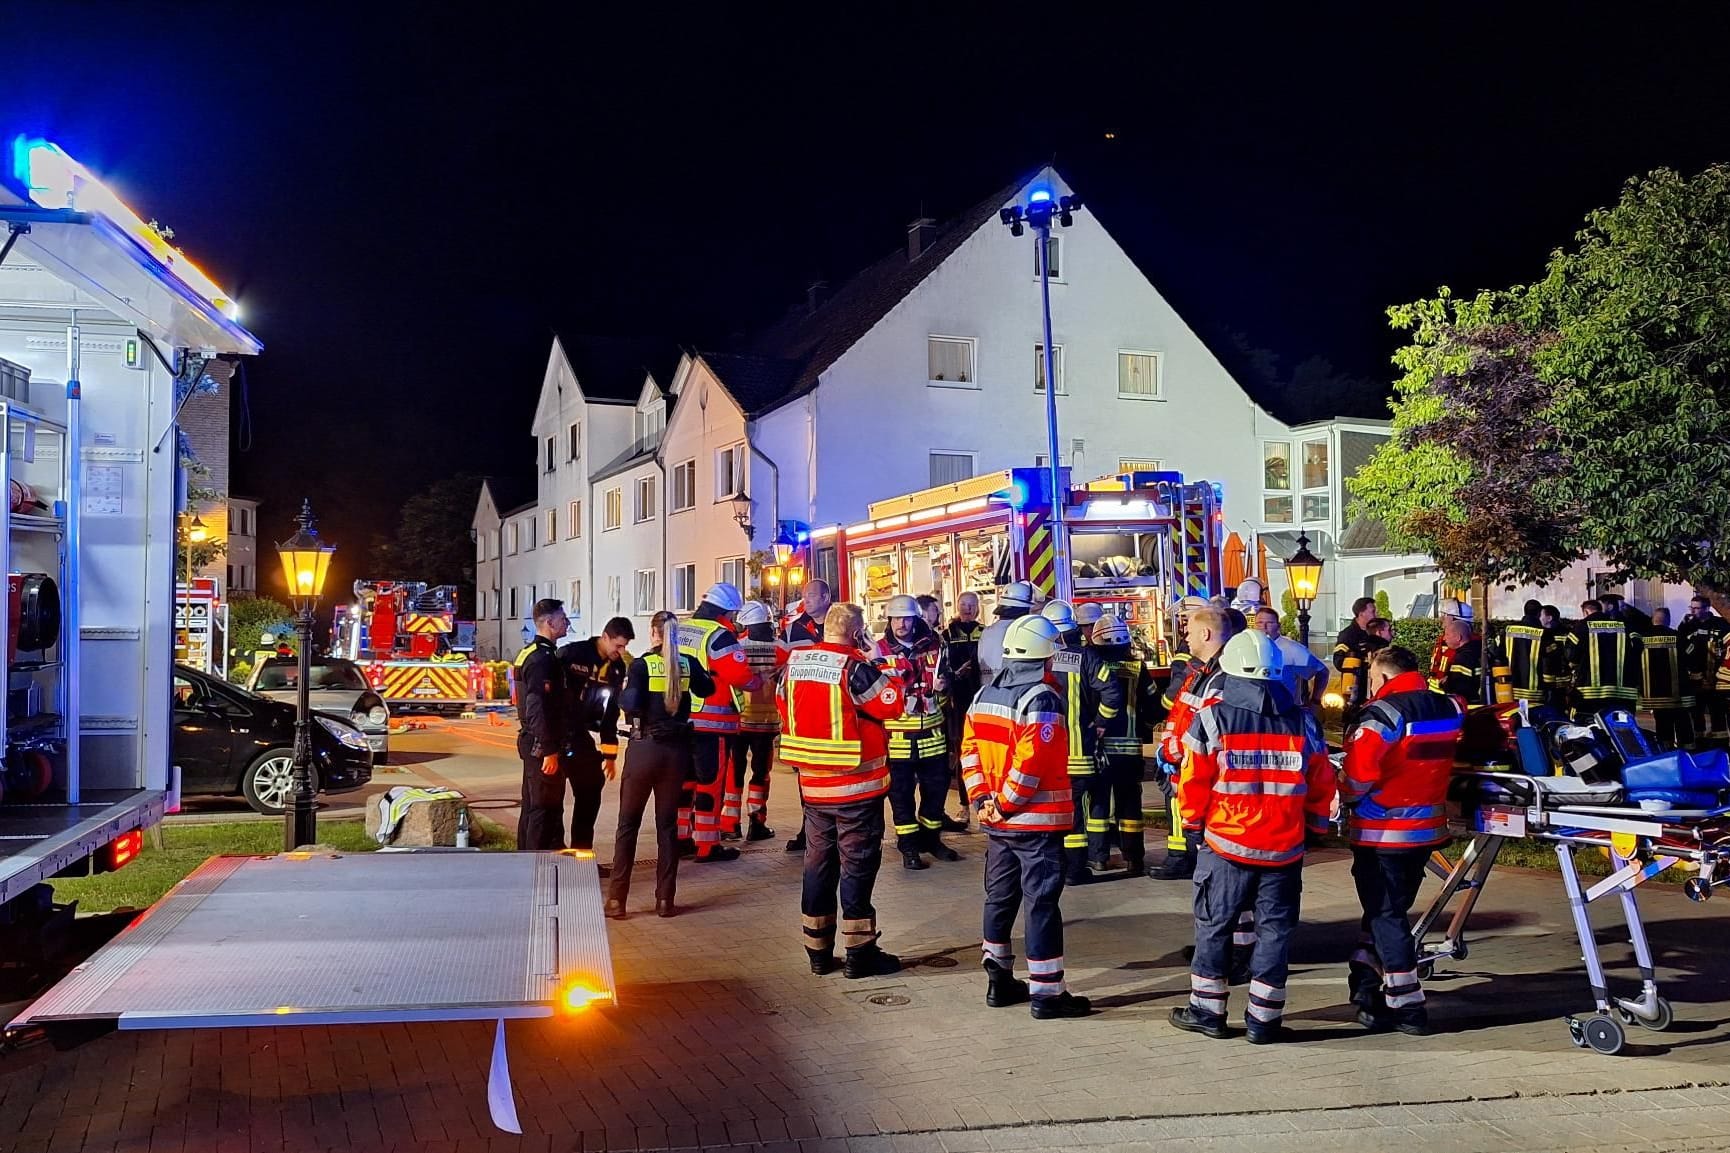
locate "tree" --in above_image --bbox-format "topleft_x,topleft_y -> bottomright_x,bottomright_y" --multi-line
225,595 -> 296,682
368,473 -> 483,609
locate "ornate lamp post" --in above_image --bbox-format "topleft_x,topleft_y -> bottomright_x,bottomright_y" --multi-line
274,499 -> 335,850
1285,531 -> 1324,649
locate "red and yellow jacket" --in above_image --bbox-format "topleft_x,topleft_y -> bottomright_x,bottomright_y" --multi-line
677,613 -> 757,735
1341,670 -> 1464,849
961,668 -> 1072,834
875,623 -> 948,759
777,642 -> 903,805
1179,675 -> 1336,867
1159,657 -> 1221,767
735,633 -> 789,732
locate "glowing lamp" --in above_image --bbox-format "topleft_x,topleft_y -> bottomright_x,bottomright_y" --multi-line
1285,532 -> 1323,612
560,981 -> 611,1014
186,515 -> 208,543
1029,188 -> 1052,204
1321,692 -> 1345,710
772,524 -> 797,566
275,499 -> 335,607
787,564 -> 805,589
764,565 -> 784,588
1002,478 -> 1031,509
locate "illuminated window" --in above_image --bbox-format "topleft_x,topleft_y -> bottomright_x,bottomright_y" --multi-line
1033,344 -> 1065,394
1117,351 -> 1161,399
928,336 -> 976,386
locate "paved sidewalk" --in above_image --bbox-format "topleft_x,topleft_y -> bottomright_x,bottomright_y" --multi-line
6,731 -> 1730,1152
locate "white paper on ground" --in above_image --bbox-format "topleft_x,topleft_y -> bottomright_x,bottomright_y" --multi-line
487,1017 -> 523,1134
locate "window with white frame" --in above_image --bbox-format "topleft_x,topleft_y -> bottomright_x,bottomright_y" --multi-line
606,574 -> 622,613
927,336 -> 976,386
633,568 -> 657,614
524,517 -> 536,550
671,459 -> 697,512
672,563 -> 697,612
567,500 -> 581,538
545,580 -> 556,601
1035,234 -> 1061,279
718,556 -> 746,591
508,586 -> 519,619
544,436 -> 556,473
633,404 -> 665,447
1301,438 -> 1330,524
568,422 -> 581,461
634,475 -> 657,522
1117,350 -> 1161,400
929,451 -> 975,486
507,522 -> 519,554
715,443 -> 746,499
1262,441 -> 1293,524
1033,343 -> 1065,394
545,507 -> 556,542
569,579 -> 581,612
1119,457 -> 1162,473
603,487 -> 622,530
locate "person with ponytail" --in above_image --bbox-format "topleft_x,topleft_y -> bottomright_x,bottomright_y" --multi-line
606,610 -> 715,919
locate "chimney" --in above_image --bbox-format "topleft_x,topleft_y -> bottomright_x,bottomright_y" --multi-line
907,217 -> 937,261
806,281 -> 829,314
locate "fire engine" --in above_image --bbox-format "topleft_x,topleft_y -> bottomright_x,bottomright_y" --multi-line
829,467 -> 1225,665
331,581 -> 477,715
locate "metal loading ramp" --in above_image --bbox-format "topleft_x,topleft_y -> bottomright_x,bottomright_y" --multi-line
7,849 -> 614,1132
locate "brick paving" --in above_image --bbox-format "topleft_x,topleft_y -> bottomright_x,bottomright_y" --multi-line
6,724 -> 1730,1151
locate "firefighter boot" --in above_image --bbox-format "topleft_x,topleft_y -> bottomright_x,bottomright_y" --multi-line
843,943 -> 902,979
1030,992 -> 1093,1020
785,830 -> 806,853
901,850 -> 928,871
1146,847 -> 1195,880
926,828 -> 961,862
1065,845 -> 1094,886
747,816 -> 775,842
984,959 -> 1029,1007
807,948 -> 839,976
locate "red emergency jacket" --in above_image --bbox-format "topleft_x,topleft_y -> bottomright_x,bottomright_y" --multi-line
1159,657 -> 1221,766
961,666 -> 1072,833
1341,670 -> 1464,849
777,642 -> 903,804
874,623 -> 948,758
1178,675 -> 1336,867
677,613 -> 757,734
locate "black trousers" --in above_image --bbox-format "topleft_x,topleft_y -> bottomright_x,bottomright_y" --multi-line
1064,770 -> 1097,880
564,742 -> 607,850
800,797 -> 886,957
1654,707 -> 1696,750
983,830 -> 1068,998
1092,754 -> 1146,868
608,737 -> 688,906
1189,848 -> 1302,1031
888,751 -> 950,852
946,691 -> 977,810
517,733 -> 572,851
1695,687 -> 1727,736
1348,846 -> 1430,1023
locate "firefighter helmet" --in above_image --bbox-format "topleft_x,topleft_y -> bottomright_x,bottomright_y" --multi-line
1041,599 -> 1078,632
1075,602 -> 1105,629
735,601 -> 771,627
886,594 -> 920,619
1220,630 -> 1283,682
998,581 -> 1036,611
701,582 -> 744,612
1091,616 -> 1131,647
1002,615 -> 1061,661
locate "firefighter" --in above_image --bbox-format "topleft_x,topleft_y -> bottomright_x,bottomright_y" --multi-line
1088,614 -> 1156,875
1504,601 -> 1550,706
676,583 -> 761,863
1681,594 -> 1729,740
1438,615 -> 1485,705
1074,602 -> 1105,644
1040,600 -> 1095,882
556,616 -> 632,851
605,612 -> 716,920
1539,604 -> 1577,711
962,614 -> 1093,1020
1339,646 -> 1464,1036
514,598 -> 575,851
1639,608 -> 1695,749
1147,604 -> 1233,881
1572,599 -> 1638,720
943,591 -> 987,828
877,594 -> 958,870
730,601 -> 786,841
783,578 -> 832,649
978,580 -> 1037,680
1333,597 -> 1387,724
779,602 -> 905,978
1168,630 -> 1336,1044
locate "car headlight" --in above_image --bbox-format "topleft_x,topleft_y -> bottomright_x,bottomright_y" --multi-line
316,716 -> 370,751
352,705 -> 389,727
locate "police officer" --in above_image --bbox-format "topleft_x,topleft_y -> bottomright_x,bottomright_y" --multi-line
515,598 -> 574,850
557,616 -> 632,850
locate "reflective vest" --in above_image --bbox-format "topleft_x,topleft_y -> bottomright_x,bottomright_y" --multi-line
1053,645 -> 1096,774
1637,631 -> 1693,710
1092,651 -> 1145,759
961,674 -> 1072,833
1159,658 -> 1220,767
874,635 -> 947,759
734,636 -> 785,732
634,652 -> 698,739
1504,625 -> 1547,702
777,644 -> 903,804
1177,676 -> 1336,867
1575,620 -> 1637,704
677,616 -> 755,734
1341,671 -> 1464,849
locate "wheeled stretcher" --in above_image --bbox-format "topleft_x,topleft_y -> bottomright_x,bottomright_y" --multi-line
1410,708 -> 1730,1055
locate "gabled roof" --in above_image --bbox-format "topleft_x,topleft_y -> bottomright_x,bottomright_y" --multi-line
695,351 -> 805,418
590,444 -> 659,485
555,334 -> 682,404
479,475 -> 535,518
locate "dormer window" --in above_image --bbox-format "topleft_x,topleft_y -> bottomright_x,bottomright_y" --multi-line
634,403 -> 666,446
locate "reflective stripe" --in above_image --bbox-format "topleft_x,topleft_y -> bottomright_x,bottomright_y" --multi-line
1204,830 -> 1303,866
982,939 -> 1013,965
1212,779 -> 1306,796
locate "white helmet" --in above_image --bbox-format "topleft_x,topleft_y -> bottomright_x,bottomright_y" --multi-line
1075,602 -> 1105,628
1041,599 -> 1078,632
701,582 -> 744,612
1091,616 -> 1131,647
1002,615 -> 1061,661
885,593 -> 919,619
998,581 -> 1036,611
1220,630 -> 1283,681
260,632 -> 276,647
734,601 -> 771,627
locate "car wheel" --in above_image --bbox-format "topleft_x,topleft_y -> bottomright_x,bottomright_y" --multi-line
242,749 -> 311,815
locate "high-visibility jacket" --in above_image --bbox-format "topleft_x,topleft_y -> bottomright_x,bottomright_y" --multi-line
1052,643 -> 1105,774
1158,656 -> 1221,767
1334,622 -> 1387,705
677,614 -> 756,734
1573,618 -> 1637,705
1504,624 -> 1548,702
1178,675 -> 1336,868
1637,628 -> 1694,711
1681,615 -> 1730,693
621,651 -> 715,742
1088,644 -> 1151,759
961,665 -> 1072,833
1341,670 -> 1464,849
875,628 -> 948,760
734,634 -> 787,732
777,642 -> 903,805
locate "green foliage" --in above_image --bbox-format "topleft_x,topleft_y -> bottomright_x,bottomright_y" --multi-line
226,595 -> 296,676
1374,590 -> 1391,619
369,473 -> 484,607
1279,588 -> 1298,638
1391,616 -> 1443,659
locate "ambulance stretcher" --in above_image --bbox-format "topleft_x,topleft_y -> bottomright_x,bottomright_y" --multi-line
1409,710 -> 1730,1056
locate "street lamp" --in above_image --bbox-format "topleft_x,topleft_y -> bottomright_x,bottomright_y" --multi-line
1284,531 -> 1324,648
772,524 -> 796,567
1000,185 -> 1083,599
731,493 -> 754,541
274,499 -> 335,850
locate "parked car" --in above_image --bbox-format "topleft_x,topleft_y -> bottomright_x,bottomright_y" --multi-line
172,664 -> 374,814
245,656 -> 390,762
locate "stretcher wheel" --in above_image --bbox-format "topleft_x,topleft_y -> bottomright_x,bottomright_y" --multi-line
1684,876 -> 1712,902
1417,961 -> 1435,982
1581,1014 -> 1625,1055
1617,998 -> 1674,1031
1453,942 -> 1469,961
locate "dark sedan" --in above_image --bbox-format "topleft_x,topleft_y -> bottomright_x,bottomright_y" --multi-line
172,664 -> 374,814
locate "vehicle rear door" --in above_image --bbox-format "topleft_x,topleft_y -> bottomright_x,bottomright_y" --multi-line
172,672 -> 234,791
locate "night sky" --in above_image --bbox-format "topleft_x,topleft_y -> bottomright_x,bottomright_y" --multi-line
3,3 -> 1727,574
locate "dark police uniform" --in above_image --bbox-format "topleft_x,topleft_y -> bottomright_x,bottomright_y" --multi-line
558,637 -> 626,850
515,635 -> 572,850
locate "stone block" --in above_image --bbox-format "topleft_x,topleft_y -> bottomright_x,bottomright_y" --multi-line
364,795 -> 465,846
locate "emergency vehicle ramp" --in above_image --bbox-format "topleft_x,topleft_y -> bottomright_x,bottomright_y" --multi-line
7,850 -> 614,1133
